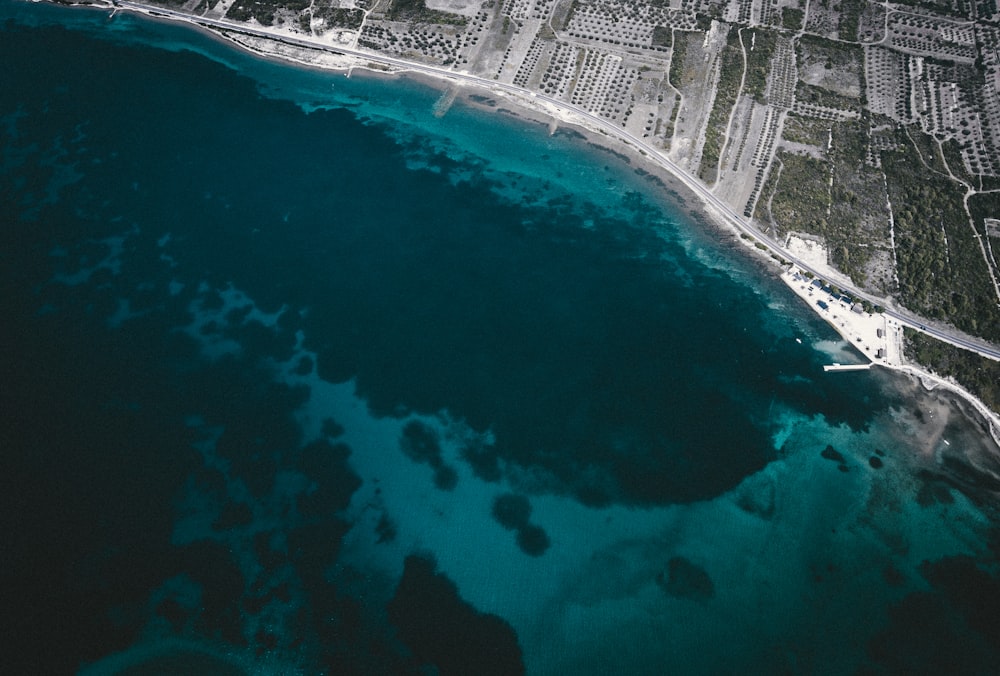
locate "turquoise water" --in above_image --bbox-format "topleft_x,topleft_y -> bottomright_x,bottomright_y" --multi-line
2,2 -> 1000,673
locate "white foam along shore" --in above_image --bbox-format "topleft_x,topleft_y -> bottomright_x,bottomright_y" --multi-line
80,0 -> 1000,446
780,252 -> 1000,449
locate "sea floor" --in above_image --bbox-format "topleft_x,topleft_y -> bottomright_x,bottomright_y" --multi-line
2,3 -> 1000,674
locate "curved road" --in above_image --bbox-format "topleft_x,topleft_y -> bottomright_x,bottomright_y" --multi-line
116,0 -> 1000,361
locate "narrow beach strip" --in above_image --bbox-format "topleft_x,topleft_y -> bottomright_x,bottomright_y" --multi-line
78,0 -> 1000,447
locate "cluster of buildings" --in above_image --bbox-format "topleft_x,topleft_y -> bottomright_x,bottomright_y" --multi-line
184,0 -> 1000,310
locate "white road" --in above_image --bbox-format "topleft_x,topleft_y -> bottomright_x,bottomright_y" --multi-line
112,0 -> 1000,362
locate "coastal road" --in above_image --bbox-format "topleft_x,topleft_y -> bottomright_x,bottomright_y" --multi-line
113,0 -> 1000,361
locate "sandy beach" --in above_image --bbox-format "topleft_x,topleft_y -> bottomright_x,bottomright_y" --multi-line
9,8 -> 1000,673
82,0 -> 1000,449
780,260 -> 1000,450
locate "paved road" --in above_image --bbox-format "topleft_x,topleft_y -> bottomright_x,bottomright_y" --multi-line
115,0 -> 1000,361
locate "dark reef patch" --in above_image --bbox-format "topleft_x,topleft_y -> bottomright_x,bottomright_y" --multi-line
866,556 -> 1000,675
387,554 -> 525,676
920,556 -> 1000,639
915,472 -> 955,507
79,36 -> 885,513
169,541 -> 248,646
734,473 -> 776,519
516,523 -> 551,557
818,443 -> 850,472
587,141 -> 631,164
467,94 -> 497,106
294,354 -> 314,376
882,564 -> 905,587
657,557 -> 715,601
85,647 -> 249,675
376,512 -> 398,543
212,501 -> 254,531
460,439 -> 502,482
321,417 -> 345,439
434,465 -> 459,491
0,8 -> 970,674
295,439 -> 363,517
940,454 -> 1000,494
400,420 -> 441,463
400,420 -> 460,491
492,493 -> 532,530
821,445 -> 846,464
491,494 -> 550,556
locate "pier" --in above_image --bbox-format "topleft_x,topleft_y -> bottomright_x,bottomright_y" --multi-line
823,363 -> 873,372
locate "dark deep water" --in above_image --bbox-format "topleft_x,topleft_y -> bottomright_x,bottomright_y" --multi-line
2,2 -> 1000,673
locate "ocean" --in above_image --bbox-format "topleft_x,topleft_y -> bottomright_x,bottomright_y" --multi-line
2,2 -> 999,673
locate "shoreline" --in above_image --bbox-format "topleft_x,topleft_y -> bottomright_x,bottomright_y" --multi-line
781,266 -> 1000,450
52,0 -> 1000,445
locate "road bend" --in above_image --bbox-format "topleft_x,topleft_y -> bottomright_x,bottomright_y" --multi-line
113,0 -> 1000,361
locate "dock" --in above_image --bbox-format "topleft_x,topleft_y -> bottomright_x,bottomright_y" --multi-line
823,363 -> 873,372
780,266 -> 905,368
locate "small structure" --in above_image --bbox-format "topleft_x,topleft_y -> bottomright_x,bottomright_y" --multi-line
823,363 -> 873,372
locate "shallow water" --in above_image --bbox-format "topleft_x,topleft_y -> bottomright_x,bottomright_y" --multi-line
2,2 -> 999,673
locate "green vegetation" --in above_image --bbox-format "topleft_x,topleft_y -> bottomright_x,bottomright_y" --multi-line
301,4 -> 365,31
798,33 -> 860,61
227,0 -> 309,26
905,329 -> 1000,416
837,0 -> 864,41
668,31 -> 693,89
795,36 -> 864,102
564,0 -> 579,25
388,0 -> 467,25
905,125 -> 949,175
742,29 -> 778,104
887,0 -> 967,18
969,191 -> 1000,249
795,82 -> 858,112
652,26 -> 672,48
754,154 -> 783,222
661,93 -> 680,149
766,150 -> 831,233
695,13 -> 715,31
781,114 -> 830,147
761,121 -> 890,287
698,26 -> 743,184
827,120 -> 889,283
781,7 -> 804,31
318,6 -> 365,30
883,135 -> 1000,340
940,138 -> 976,187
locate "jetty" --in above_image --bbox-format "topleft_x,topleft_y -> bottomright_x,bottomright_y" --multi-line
823,363 -> 873,372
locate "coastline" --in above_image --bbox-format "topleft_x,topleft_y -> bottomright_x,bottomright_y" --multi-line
6,10 -> 1000,673
205,16 -> 782,252
781,265 -> 1000,450
55,0 -> 1000,446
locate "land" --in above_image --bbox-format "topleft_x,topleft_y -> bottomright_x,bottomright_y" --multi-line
65,0 -> 1000,428
781,259 -> 1000,449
